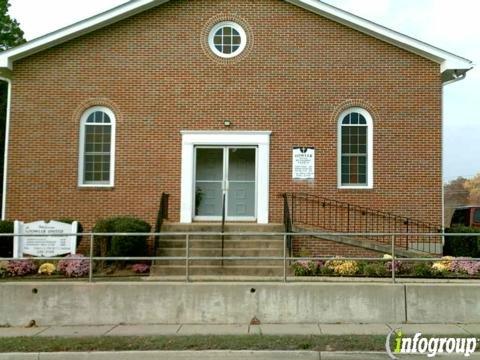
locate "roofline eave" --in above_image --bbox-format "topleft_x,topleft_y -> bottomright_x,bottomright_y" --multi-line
0,0 -> 473,76
0,0 -> 168,70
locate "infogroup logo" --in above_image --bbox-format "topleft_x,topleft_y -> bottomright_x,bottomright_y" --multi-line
386,329 -> 477,358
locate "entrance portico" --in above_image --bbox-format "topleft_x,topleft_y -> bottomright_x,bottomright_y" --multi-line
180,131 -> 271,224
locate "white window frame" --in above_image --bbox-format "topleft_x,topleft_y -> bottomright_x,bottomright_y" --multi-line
208,21 -> 247,59
78,106 -> 116,187
337,107 -> 374,189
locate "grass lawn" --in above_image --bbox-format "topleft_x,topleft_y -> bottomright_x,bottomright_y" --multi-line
0,335 -> 388,352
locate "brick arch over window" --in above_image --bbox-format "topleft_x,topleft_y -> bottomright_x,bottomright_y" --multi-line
332,101 -> 376,189
72,98 -> 122,124
200,13 -> 254,64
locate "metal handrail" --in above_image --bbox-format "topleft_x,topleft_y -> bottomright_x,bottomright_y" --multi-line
153,192 -> 169,254
221,192 -> 226,267
4,232 -> 480,284
283,192 -> 442,254
282,193 -> 293,256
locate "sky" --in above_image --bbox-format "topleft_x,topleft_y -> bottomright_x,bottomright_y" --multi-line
7,0 -> 480,182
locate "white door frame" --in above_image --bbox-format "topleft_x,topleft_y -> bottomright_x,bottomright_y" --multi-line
181,131 -> 271,224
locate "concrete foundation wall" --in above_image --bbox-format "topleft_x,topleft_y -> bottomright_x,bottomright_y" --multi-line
0,282 -> 477,326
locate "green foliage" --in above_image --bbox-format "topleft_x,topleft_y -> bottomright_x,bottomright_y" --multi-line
93,217 -> 151,258
1,1 -> 26,200
362,262 -> 388,277
291,260 -> 319,276
0,0 -> 26,52
0,220 -> 13,258
444,226 -> 480,258
412,262 -> 433,278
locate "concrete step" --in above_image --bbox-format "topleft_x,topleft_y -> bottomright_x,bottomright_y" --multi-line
159,234 -> 284,241
150,264 -> 285,276
157,239 -> 285,249
154,259 -> 284,266
162,223 -> 285,233
157,248 -> 284,257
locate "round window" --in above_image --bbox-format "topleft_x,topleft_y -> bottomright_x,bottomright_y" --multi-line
208,21 -> 247,58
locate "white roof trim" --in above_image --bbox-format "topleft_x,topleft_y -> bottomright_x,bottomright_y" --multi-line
0,0 -> 473,82
0,0 -> 166,69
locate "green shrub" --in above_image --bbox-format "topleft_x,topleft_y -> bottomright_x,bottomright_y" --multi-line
318,265 -> 334,276
362,262 -> 388,277
0,221 -> 14,258
412,262 -> 433,278
444,226 -> 480,258
93,217 -> 151,258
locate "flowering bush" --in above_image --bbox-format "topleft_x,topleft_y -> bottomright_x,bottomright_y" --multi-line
58,254 -> 89,278
432,256 -> 455,273
6,259 -> 37,277
383,255 -> 403,273
291,260 -> 322,276
132,263 -> 150,274
38,263 -> 56,275
289,254 -> 480,279
450,258 -> 480,276
326,259 -> 359,276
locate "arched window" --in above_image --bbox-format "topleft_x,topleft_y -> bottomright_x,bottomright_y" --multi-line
78,107 -> 116,186
338,108 -> 373,188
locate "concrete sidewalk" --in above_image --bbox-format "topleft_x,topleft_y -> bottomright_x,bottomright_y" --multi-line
0,323 -> 478,337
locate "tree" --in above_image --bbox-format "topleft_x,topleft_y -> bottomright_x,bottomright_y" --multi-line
465,174 -> 480,205
444,176 -> 469,226
444,177 -> 469,206
0,0 -> 25,204
0,0 -> 26,51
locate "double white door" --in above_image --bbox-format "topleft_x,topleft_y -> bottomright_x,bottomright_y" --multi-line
194,146 -> 257,221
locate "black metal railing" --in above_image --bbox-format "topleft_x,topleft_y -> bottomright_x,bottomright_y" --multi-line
283,193 -> 293,256
283,192 -> 442,254
153,192 -> 169,253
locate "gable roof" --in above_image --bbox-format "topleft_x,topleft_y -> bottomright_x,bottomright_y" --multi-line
0,0 -> 473,84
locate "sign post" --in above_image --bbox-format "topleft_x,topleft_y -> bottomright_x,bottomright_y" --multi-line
13,220 -> 78,258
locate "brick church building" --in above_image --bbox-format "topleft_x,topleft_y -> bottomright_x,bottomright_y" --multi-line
0,0 -> 472,240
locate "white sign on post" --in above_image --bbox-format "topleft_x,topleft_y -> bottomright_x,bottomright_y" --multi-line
292,147 -> 315,180
13,220 -> 78,258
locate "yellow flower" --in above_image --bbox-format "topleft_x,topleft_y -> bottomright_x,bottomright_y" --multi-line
432,257 -> 454,273
38,263 -> 56,275
383,254 -> 393,260
432,256 -> 454,272
326,258 -> 359,276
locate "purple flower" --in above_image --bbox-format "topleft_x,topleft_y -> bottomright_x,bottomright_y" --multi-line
385,260 -> 402,273
7,259 -> 37,277
132,263 -> 150,274
58,254 -> 89,278
450,258 -> 480,275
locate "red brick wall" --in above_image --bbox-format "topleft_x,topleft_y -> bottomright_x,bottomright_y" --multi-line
5,0 -> 442,232
293,236 -> 383,258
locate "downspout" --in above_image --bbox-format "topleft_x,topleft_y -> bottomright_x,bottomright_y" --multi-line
0,75 -> 11,220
